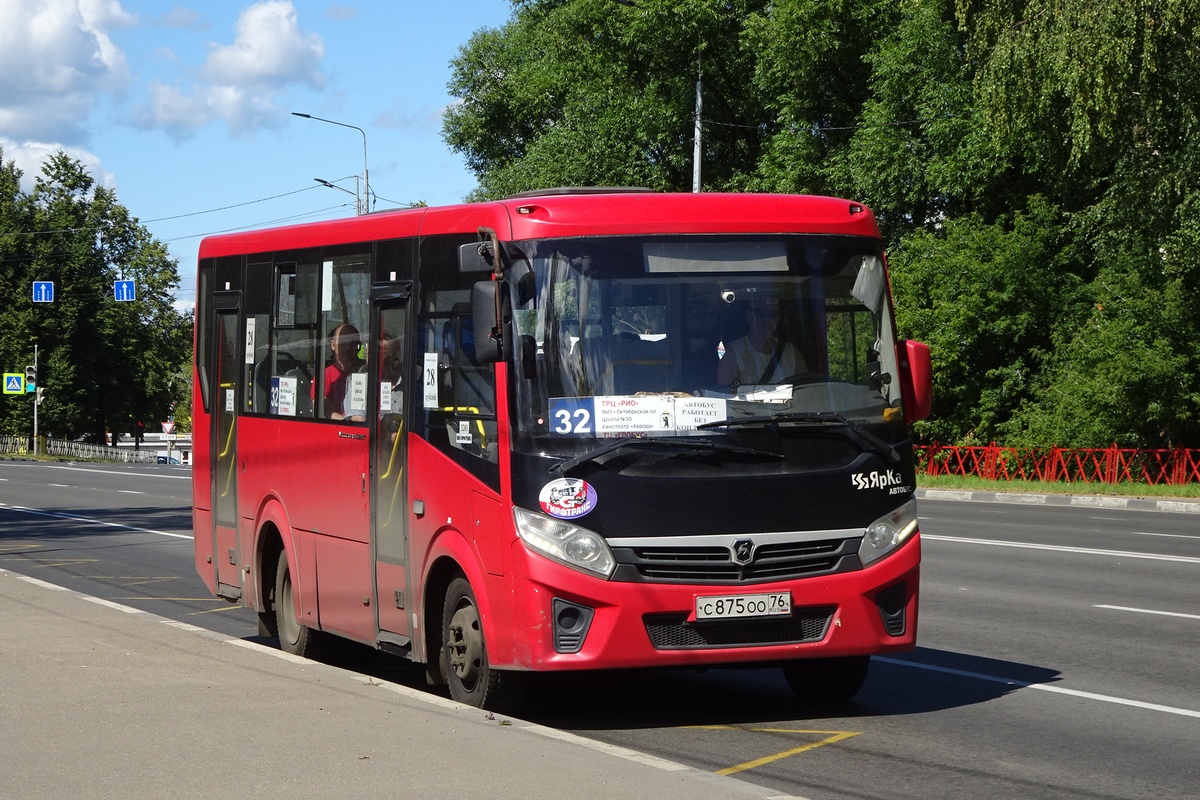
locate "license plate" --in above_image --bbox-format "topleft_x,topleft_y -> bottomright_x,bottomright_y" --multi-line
695,592 -> 791,621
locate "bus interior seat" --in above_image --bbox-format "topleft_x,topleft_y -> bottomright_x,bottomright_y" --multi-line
609,335 -> 670,394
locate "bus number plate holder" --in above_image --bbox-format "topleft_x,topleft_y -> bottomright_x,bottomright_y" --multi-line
694,592 -> 791,621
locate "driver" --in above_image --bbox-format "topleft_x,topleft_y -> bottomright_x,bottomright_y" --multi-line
716,295 -> 806,388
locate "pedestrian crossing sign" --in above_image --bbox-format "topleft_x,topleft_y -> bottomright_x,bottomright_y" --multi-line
3,373 -> 25,394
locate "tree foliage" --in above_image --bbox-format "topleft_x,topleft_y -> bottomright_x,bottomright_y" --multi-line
444,0 -> 1200,447
0,148 -> 191,442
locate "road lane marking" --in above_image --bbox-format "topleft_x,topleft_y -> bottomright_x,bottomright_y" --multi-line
688,727 -> 862,776
0,502 -> 192,539
1130,530 -> 1200,540
0,463 -> 191,480
1094,605 -> 1200,621
80,596 -> 145,614
921,534 -> 1200,564
877,657 -> 1200,719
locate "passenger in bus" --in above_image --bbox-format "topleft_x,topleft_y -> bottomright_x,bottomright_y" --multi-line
336,332 -> 401,422
715,295 -> 806,389
320,323 -> 362,417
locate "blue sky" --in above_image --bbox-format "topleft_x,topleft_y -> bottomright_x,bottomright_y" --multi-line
0,1 -> 514,308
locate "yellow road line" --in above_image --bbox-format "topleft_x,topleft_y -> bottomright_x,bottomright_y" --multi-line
686,726 -> 862,776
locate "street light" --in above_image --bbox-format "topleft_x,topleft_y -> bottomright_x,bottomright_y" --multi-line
314,177 -> 358,206
292,112 -> 371,215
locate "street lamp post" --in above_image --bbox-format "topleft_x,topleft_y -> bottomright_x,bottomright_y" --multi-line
292,112 -> 370,215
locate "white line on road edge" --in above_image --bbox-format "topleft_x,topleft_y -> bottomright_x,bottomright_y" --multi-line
13,574 -> 70,591
1094,605 -> 1200,621
876,657 -> 1200,719
81,595 -> 145,614
0,502 -> 191,540
1,463 -> 191,480
921,533 -> 1200,564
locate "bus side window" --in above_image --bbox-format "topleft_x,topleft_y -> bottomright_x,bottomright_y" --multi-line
443,312 -> 498,463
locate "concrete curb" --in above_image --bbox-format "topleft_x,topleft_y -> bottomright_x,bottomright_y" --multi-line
916,488 -> 1200,515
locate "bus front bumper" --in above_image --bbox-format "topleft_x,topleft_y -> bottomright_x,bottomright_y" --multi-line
496,534 -> 921,672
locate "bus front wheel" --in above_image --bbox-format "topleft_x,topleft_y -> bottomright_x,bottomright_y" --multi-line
274,549 -> 325,659
782,655 -> 870,704
441,576 -> 501,708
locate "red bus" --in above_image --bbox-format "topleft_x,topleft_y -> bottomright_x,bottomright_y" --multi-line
192,189 -> 932,708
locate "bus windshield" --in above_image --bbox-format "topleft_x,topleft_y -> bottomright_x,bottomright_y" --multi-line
509,234 -> 906,463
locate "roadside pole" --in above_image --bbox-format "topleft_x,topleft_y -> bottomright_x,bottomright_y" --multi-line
31,344 -> 38,455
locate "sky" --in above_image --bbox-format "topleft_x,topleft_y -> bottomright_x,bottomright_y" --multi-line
0,0 -> 515,309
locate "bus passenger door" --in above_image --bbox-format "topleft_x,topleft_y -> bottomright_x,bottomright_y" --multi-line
372,300 -> 411,638
212,304 -> 242,598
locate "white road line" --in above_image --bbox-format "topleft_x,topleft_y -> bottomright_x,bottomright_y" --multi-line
1094,605 -> 1200,621
0,463 -> 191,480
0,502 -> 192,540
81,596 -> 145,614
1130,530 -> 1200,540
876,657 -> 1200,719
921,534 -> 1200,564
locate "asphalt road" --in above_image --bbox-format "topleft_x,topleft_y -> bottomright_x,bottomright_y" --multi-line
1,460 -> 1197,799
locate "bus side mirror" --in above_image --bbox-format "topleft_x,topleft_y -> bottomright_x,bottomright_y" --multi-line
472,280 -> 505,364
898,339 -> 932,422
459,242 -> 494,273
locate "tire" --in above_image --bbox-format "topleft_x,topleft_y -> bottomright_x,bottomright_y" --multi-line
274,549 -> 326,659
782,655 -> 871,705
440,576 -> 509,709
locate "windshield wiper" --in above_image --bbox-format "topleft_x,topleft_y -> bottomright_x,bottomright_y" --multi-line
549,437 -> 784,474
698,411 -> 901,464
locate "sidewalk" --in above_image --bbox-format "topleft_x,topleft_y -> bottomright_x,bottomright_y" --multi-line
915,487 -> 1200,514
0,570 -> 793,800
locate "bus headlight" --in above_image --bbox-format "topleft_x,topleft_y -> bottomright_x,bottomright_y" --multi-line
858,499 -> 919,567
513,507 -> 616,579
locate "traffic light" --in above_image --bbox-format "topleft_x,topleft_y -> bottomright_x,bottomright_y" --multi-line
24,365 -> 35,389
136,420 -> 145,442
35,387 -> 44,405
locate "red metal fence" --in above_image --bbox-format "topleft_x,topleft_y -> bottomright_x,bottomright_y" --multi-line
915,443 -> 1200,486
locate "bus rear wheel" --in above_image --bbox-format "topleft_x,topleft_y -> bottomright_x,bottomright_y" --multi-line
782,655 -> 871,704
274,549 -> 325,659
441,576 -> 502,708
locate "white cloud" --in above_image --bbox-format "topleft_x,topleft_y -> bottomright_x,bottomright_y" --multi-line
0,0 -> 133,143
157,4 -> 209,31
138,1 -> 325,138
204,1 -> 324,89
0,137 -> 114,194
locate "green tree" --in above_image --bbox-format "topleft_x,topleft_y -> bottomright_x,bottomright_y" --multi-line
0,148 -> 190,442
444,0 -> 1200,447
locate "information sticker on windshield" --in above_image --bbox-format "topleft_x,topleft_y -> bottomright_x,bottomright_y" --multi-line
695,592 -> 791,621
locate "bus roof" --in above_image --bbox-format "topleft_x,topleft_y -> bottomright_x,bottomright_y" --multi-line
196,191 -> 880,260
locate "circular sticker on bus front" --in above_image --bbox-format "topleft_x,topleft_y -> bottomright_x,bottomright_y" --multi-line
539,478 -> 598,519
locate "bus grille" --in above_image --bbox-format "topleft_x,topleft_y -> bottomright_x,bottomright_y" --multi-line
611,538 -> 859,584
643,607 -> 835,650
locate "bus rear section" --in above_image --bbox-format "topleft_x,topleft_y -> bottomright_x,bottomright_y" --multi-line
192,191 -> 932,711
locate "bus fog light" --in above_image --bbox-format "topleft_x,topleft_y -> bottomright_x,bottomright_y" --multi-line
513,507 -> 616,579
858,499 -> 918,566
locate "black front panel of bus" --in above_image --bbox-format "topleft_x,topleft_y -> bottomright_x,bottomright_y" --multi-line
509,446 -> 915,540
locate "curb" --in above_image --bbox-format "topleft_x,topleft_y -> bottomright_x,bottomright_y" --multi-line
916,488 -> 1200,515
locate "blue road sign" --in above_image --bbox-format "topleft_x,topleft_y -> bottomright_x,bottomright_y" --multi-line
114,279 -> 136,301
3,374 -> 24,394
32,281 -> 54,303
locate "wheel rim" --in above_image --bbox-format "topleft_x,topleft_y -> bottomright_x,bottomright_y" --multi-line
446,599 -> 483,691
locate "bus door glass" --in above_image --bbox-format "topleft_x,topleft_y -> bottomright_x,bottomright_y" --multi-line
372,301 -> 410,635
212,306 -> 241,596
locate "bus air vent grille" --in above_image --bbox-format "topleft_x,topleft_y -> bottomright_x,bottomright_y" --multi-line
612,538 -> 858,584
643,607 -> 834,650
